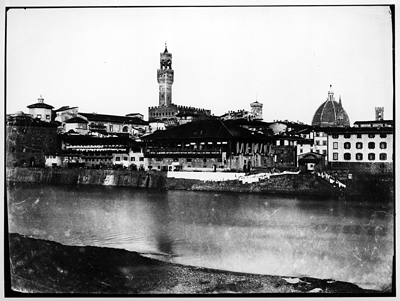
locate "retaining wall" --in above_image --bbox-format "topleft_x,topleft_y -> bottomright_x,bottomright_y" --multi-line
6,168 -> 167,188
166,174 -> 342,196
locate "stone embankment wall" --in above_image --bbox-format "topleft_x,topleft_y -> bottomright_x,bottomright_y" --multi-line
7,168 -> 392,200
166,174 -> 341,196
6,168 -> 167,188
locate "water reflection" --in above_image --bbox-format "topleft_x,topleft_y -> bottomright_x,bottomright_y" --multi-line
7,183 -> 393,291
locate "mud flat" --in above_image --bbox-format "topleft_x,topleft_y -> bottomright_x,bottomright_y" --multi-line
6,233 -> 386,296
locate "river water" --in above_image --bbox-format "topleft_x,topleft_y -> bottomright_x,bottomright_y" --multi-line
7,182 -> 393,291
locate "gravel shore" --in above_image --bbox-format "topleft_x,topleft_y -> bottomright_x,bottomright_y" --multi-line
6,233 -> 385,296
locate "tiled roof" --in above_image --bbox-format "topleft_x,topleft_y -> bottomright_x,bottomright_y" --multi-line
7,115 -> 59,127
323,126 -> 393,134
312,99 -> 350,127
65,117 -> 88,123
354,120 -> 393,125
54,106 -> 78,112
79,113 -> 149,125
27,102 -> 54,109
142,119 -> 269,141
228,119 -> 273,127
60,134 -> 140,146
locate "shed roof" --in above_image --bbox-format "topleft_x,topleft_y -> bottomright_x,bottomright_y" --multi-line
142,119 -> 269,141
79,112 -> 148,125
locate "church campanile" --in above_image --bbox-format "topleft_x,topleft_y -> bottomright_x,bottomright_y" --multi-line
157,43 -> 174,107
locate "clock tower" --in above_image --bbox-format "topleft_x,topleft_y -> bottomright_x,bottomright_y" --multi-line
157,44 -> 174,107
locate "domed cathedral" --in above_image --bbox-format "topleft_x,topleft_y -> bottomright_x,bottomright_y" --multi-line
311,85 -> 350,127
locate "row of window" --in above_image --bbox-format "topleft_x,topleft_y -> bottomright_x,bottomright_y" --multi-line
150,111 -> 176,117
115,156 -> 144,161
333,142 -> 387,150
86,158 -> 111,162
19,137 -> 54,143
332,152 -> 387,161
107,125 -> 129,132
332,133 -> 387,139
154,158 -> 223,163
315,140 -> 327,146
36,114 -> 51,120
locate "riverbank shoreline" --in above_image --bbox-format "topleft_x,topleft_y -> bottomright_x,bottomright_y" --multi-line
7,167 -> 393,200
6,233 -> 386,296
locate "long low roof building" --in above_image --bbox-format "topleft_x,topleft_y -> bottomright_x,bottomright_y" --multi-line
142,119 -> 270,142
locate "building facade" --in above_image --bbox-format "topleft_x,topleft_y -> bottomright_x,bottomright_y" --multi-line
78,113 -> 149,138
50,134 -> 145,169
221,101 -> 264,121
6,113 -> 59,167
142,119 -> 271,172
64,116 -> 89,135
326,126 -> 393,174
27,96 -> 54,122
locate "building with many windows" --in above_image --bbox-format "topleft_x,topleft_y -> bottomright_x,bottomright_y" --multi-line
48,134 -> 145,169
142,119 -> 271,172
326,125 -> 393,174
78,112 -> 149,138
6,112 -> 59,167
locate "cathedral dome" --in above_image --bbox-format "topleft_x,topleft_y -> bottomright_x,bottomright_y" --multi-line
312,87 -> 350,127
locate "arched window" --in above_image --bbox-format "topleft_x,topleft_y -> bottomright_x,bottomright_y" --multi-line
122,126 -> 129,133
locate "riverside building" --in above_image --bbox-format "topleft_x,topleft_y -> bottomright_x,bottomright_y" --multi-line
6,112 -> 59,167
326,124 -> 393,175
47,134 -> 146,169
141,119 -> 272,172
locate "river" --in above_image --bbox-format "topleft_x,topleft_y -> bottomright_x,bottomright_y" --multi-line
7,182 -> 393,291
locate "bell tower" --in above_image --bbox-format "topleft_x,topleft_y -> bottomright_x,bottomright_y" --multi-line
375,107 -> 384,121
157,43 -> 174,107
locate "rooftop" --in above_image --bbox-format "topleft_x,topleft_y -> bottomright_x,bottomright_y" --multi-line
60,134 -> 140,146
79,113 -> 149,125
65,117 -> 89,124
142,119 -> 269,141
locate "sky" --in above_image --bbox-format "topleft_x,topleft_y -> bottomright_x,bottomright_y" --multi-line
5,4 -> 394,124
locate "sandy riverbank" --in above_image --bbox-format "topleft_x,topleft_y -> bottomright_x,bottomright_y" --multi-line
5,233 -> 386,296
